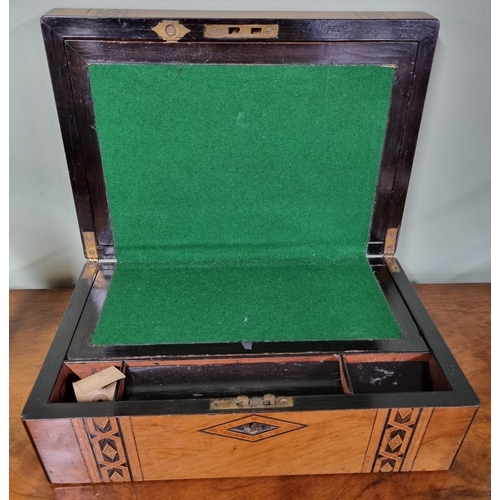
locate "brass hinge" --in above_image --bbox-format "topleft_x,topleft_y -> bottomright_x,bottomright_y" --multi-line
83,232 -> 98,262
384,228 -> 400,272
210,394 -> 293,410
384,228 -> 398,256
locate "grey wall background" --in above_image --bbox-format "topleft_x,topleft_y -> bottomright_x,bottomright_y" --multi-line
10,0 -> 491,288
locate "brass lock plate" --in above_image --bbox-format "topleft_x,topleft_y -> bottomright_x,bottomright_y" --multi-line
210,394 -> 293,410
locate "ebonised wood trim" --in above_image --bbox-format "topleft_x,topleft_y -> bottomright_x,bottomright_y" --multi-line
24,392 -> 477,421
387,259 -> 479,407
40,22 -> 96,254
42,14 -> 439,44
21,264 -> 97,418
63,39 -> 417,258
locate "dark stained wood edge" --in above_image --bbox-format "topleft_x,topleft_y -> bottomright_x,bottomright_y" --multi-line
44,9 -> 438,21
21,264 -> 96,418
372,263 -> 422,341
65,44 -> 113,250
387,258 -> 479,408
66,39 -> 415,64
40,21 -> 96,255
23,392 -> 478,421
369,44 -> 417,244
385,24 -> 440,233
42,14 -> 439,43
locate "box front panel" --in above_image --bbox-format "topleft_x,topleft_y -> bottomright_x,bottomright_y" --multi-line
50,406 -> 470,483
131,410 -> 376,480
26,406 -> 476,483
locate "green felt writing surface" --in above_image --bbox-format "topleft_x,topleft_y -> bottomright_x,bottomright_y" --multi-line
88,64 -> 401,345
93,257 -> 399,345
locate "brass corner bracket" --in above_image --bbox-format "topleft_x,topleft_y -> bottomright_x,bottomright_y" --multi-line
152,20 -> 190,42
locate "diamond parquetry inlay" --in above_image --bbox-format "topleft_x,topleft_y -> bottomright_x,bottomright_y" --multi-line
200,414 -> 306,442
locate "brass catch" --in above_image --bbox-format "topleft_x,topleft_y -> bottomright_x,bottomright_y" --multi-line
205,24 -> 278,39
210,393 -> 293,410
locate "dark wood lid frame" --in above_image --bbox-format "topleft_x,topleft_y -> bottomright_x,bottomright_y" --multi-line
41,10 -> 439,259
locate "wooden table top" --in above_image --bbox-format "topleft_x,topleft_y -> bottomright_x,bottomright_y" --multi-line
10,284 -> 490,499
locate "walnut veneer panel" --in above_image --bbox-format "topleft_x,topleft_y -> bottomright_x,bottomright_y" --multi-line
132,410 -> 376,480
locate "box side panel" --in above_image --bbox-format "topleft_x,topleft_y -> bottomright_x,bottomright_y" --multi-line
412,407 -> 477,471
25,419 -> 91,484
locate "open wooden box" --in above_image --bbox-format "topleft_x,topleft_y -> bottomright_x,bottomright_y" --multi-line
22,9 -> 479,484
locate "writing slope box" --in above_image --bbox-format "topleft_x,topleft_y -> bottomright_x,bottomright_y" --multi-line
22,9 -> 478,484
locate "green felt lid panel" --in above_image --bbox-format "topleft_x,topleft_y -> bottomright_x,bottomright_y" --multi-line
89,64 -> 394,263
88,63 -> 401,345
